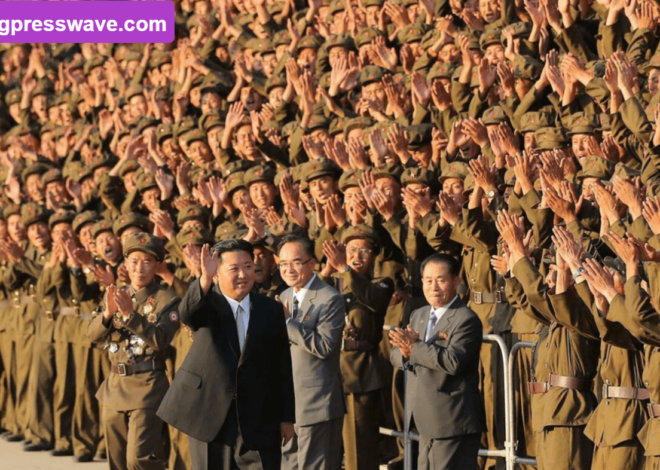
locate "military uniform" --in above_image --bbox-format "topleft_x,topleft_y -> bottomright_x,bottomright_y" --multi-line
88,233 -> 180,470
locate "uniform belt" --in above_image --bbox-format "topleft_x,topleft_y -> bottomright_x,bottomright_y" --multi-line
112,359 -> 166,377
528,374 -> 593,394
58,307 -> 81,316
602,384 -> 650,400
648,404 -> 660,418
472,291 -> 504,304
342,339 -> 374,352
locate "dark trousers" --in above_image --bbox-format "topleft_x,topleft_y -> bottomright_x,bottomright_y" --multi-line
190,427 -> 280,470
418,433 -> 480,470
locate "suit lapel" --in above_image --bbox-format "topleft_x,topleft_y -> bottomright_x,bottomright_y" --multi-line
418,306 -> 431,340
299,276 -> 319,321
238,296 -> 266,367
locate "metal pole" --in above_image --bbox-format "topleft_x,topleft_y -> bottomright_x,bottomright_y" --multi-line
403,368 -> 413,470
482,335 -> 512,470
507,341 -> 536,469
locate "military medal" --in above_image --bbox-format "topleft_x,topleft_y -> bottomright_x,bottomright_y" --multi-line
109,343 -> 119,353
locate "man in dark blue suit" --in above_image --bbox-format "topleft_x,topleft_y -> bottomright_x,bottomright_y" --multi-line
390,254 -> 486,470
157,239 -> 295,470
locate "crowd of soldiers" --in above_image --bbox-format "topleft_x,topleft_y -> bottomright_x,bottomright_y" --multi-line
0,0 -> 660,469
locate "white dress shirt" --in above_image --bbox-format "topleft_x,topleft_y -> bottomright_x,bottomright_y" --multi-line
425,295 -> 458,341
223,293 -> 251,335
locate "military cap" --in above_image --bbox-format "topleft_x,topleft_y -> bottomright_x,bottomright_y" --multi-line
355,28 -> 382,48
134,117 -> 159,136
136,172 -> 159,193
3,203 -> 21,219
224,160 -> 256,178
5,88 -> 22,106
200,74 -> 224,95
48,210 -> 76,230
183,128 -> 208,147
513,55 -> 543,81
462,173 -> 475,195
359,65 -> 388,86
39,121 -> 57,138
362,0 -> 384,5
149,52 -> 171,70
344,117 -> 374,139
73,210 -> 100,233
339,169 -> 363,192
21,203 -> 50,228
534,127 -> 569,149
6,124 -> 33,138
482,106 -> 508,126
520,111 -> 555,133
427,62 -> 455,82
329,0 -> 346,14
46,95 -> 62,111
89,153 -> 118,171
567,112 -> 600,135
341,224 -> 380,247
84,55 -> 105,75
63,161 -> 83,181
22,163 -> 51,182
297,36 -> 323,51
577,156 -> 615,180
455,33 -> 480,50
480,29 -> 502,50
267,0 -> 286,15
421,29 -> 443,51
177,228 -> 214,248
401,167 -> 435,187
68,56 -> 85,70
325,35 -> 354,52
266,74 -> 287,93
397,24 -> 424,44
248,39 -> 275,56
244,165 -> 276,186
439,162 -> 469,182
301,159 -> 341,183
113,212 -> 149,236
273,30 -> 292,48
157,123 -> 174,144
32,80 -> 53,97
121,50 -> 142,63
407,124 -> 434,150
307,114 -> 331,132
200,113 -> 225,133
502,168 -> 516,188
612,163 -> 640,180
215,222 -> 248,241
118,160 -> 141,178
177,205 -> 209,227
123,232 -> 165,261
125,85 -> 144,101
154,85 -> 171,101
176,116 -> 199,140
373,164 -> 404,182
649,52 -> 660,69
42,168 -> 64,186
235,11 -> 254,27
226,171 -> 247,196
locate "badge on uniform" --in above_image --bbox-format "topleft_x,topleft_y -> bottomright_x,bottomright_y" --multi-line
170,311 -> 179,322
109,343 -> 119,353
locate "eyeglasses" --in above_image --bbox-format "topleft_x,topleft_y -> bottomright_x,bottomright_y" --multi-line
278,258 -> 313,270
347,247 -> 373,256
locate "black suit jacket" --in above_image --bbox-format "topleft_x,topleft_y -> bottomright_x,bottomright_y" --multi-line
391,298 -> 486,439
157,279 -> 295,449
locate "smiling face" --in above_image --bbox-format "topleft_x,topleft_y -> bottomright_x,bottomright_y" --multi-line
249,181 -> 277,210
126,250 -> 158,290
278,241 -> 316,289
253,245 -> 276,284
422,259 -> 461,308
216,250 -> 255,301
7,214 -> 25,243
27,222 -> 51,252
346,238 -> 375,277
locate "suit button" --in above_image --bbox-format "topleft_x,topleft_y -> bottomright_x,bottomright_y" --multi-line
606,401 -> 610,406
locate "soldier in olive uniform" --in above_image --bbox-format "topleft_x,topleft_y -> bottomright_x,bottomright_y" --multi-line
88,232 -> 180,470
321,225 -> 394,470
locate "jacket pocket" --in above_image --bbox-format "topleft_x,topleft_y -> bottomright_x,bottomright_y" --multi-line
176,368 -> 202,389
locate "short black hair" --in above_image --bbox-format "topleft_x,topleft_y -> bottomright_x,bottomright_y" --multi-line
420,253 -> 461,278
211,238 -> 254,262
277,235 -> 314,258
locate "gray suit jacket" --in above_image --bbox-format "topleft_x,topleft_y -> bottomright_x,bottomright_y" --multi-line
391,298 -> 486,439
282,275 -> 346,426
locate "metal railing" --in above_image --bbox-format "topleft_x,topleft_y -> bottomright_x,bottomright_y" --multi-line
380,334 -> 538,470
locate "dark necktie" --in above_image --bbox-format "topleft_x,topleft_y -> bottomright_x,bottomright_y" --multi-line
426,311 -> 438,341
292,296 -> 300,321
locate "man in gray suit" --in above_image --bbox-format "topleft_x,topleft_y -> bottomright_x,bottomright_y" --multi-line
277,236 -> 346,470
390,254 -> 486,470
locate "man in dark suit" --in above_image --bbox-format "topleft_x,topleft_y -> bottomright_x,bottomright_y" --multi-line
389,253 -> 486,470
157,239 -> 295,470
